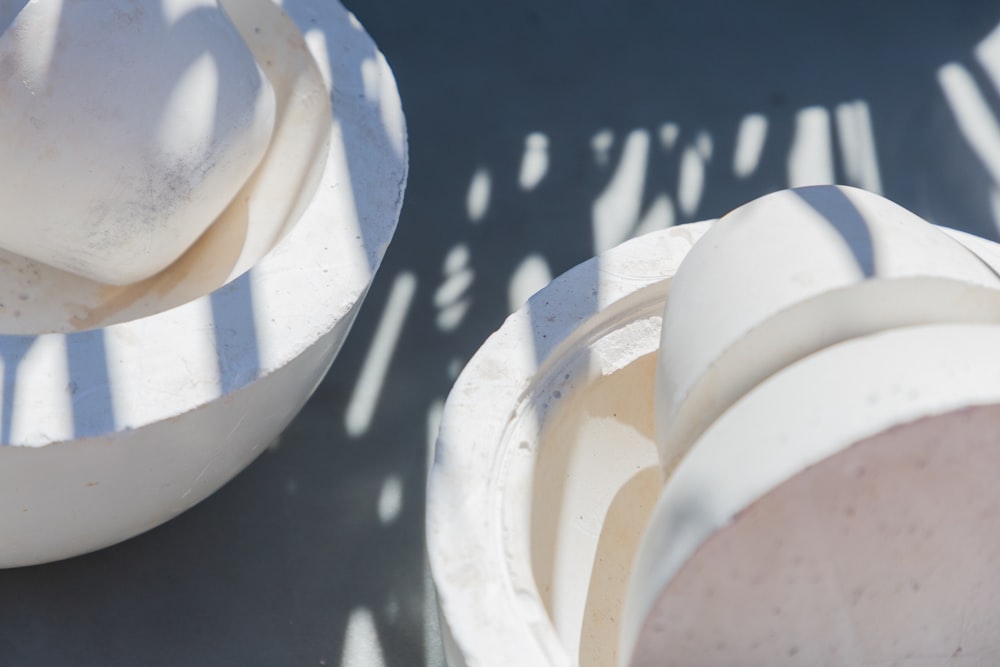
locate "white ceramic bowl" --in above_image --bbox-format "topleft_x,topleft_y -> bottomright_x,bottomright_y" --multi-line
427,223 -> 711,667
0,0 -> 406,567
428,219 -> 1000,667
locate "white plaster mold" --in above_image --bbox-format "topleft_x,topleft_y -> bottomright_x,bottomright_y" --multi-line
656,186 -> 1000,474
0,0 -> 277,285
427,186 -> 1000,666
0,0 -> 406,566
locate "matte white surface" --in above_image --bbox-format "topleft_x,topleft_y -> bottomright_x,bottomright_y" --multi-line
0,0 -> 276,284
657,186 -> 1000,472
431,218 -> 1000,667
0,0 -> 335,335
427,223 -> 709,667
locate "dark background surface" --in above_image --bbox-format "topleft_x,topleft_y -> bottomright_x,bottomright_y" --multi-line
3,1 -> 1000,665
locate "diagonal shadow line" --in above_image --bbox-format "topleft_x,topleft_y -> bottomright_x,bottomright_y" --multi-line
66,329 -> 117,439
210,271 -> 261,395
0,0 -> 29,35
0,335 -> 36,445
794,185 -> 876,277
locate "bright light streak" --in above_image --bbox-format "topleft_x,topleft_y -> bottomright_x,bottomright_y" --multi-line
466,167 -> 492,223
360,57 -> 381,103
975,22 -> 1000,94
434,268 -> 474,309
938,62 -> 1000,187
435,243 -> 474,331
732,113 -> 768,178
303,28 -> 332,87
976,22 -> 1000,234
591,129 -> 614,166
678,144 -> 705,217
787,106 -> 834,187
443,243 -> 470,275
519,132 -> 550,190
158,53 -> 219,158
592,129 -> 650,253
659,122 -> 680,151
634,193 -> 676,237
377,474 -> 403,524
426,397 -> 444,471
835,100 -> 883,193
17,0 -> 64,82
992,187 -> 1000,235
694,130 -> 713,160
107,298 -> 221,428
508,253 -> 553,313
436,299 -> 471,332
161,0 -> 193,24
339,607 -> 387,667
344,272 -> 417,438
8,335 -> 72,445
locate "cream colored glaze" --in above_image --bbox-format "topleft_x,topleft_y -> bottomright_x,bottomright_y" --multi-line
531,352 -> 661,667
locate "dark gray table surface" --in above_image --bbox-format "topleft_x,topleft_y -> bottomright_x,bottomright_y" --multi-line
3,1 -> 1000,665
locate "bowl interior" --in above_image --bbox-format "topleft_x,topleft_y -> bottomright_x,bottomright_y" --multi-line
530,350 -> 662,667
